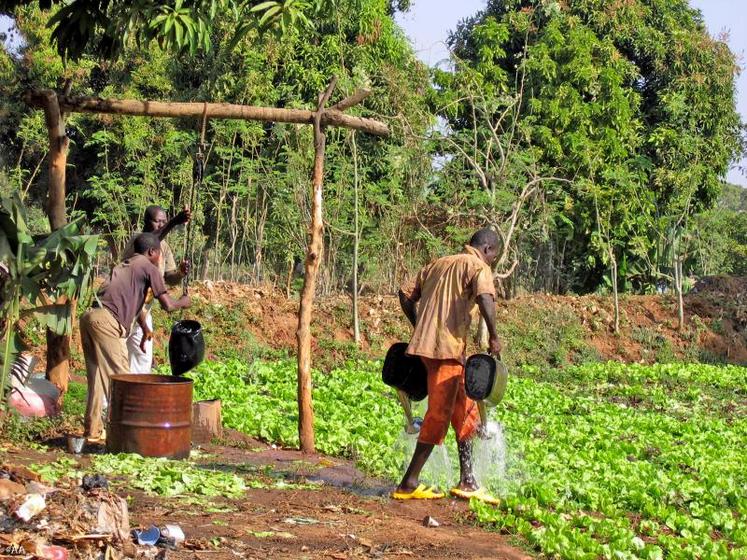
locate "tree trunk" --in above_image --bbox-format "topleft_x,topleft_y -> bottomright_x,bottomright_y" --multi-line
296,79 -> 337,453
351,133 -> 361,345
254,180 -> 268,285
40,90 -> 71,395
286,257 -> 294,299
610,250 -> 619,334
674,255 -> 684,331
228,194 -> 239,281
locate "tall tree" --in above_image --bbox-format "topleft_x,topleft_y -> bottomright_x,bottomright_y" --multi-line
443,0 -> 743,293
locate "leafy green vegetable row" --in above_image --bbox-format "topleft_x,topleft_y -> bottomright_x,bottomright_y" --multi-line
187,359 -> 747,559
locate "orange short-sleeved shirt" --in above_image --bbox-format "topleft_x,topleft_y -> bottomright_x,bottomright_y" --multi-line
400,245 -> 496,362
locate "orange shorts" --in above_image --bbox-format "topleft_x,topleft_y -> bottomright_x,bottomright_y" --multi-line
417,357 -> 479,446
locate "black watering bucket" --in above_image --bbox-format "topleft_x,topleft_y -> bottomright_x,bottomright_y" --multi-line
464,353 -> 496,401
168,320 -> 205,376
465,353 -> 508,407
382,342 -> 428,401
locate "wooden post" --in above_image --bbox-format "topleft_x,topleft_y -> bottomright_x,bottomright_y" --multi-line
296,78 -> 337,453
38,90 -> 71,394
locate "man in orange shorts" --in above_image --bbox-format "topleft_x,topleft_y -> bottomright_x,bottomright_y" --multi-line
392,228 -> 502,502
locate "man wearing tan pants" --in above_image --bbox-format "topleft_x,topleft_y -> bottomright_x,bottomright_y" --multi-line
81,233 -> 191,441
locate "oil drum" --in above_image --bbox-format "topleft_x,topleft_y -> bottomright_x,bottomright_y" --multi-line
107,374 -> 193,459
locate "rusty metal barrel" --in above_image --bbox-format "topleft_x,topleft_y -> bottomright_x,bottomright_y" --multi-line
107,374 -> 193,459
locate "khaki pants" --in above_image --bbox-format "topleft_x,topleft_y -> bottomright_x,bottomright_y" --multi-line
80,307 -> 128,438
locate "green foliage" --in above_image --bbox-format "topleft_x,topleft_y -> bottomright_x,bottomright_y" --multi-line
62,379 -> 87,417
30,457 -> 82,482
1,0 -> 743,299
1,1 -> 432,295
0,409 -> 64,443
499,306 -> 597,367
92,453 -> 246,497
474,362 -> 747,559
632,326 -> 677,363
0,0 -> 317,61
438,0 -> 743,293
0,193 -> 99,399
187,358 -> 404,476
183,357 -> 747,558
688,183 -> 747,276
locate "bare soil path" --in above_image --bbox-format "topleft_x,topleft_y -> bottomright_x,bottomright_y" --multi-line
1,430 -> 531,560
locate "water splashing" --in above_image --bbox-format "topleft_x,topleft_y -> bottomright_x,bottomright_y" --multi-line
394,429 -> 453,489
473,420 -> 508,494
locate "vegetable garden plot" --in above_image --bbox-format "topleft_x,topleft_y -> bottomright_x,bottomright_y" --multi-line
187,359 -> 747,559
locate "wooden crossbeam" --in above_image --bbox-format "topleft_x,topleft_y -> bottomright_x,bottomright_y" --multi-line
24,91 -> 389,136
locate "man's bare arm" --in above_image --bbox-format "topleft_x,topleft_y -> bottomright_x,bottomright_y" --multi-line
158,208 -> 192,241
477,293 -> 501,355
136,310 -> 153,353
398,290 -> 417,328
157,292 -> 191,313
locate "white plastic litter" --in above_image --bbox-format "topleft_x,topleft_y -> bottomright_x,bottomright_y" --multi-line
15,493 -> 46,521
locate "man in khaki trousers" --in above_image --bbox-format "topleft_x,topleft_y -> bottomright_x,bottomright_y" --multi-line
81,233 -> 191,441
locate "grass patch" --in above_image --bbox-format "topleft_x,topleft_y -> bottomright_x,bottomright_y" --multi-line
500,306 -> 598,367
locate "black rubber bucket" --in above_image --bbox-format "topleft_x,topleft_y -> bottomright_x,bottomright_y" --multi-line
381,342 -> 428,401
168,320 -> 205,376
464,353 -> 496,401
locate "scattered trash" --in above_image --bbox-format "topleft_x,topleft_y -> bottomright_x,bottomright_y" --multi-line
25,481 -> 55,495
282,517 -> 319,525
422,515 -> 440,528
39,544 -> 69,560
66,436 -> 85,455
81,473 -> 109,492
82,492 -> 131,543
133,525 -> 161,546
133,524 -> 187,549
0,463 -> 134,559
15,493 -> 46,521
2,464 -> 41,483
8,376 -> 61,418
161,524 -> 185,545
8,353 -> 38,387
322,504 -> 341,513
0,478 -> 26,498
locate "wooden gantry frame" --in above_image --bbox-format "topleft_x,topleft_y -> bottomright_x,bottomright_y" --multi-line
25,78 -> 389,453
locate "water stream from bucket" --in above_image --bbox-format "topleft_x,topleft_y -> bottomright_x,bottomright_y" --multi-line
394,429 -> 453,489
473,420 -> 508,494
394,419 -> 509,493
393,395 -> 513,493
392,397 -> 453,489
